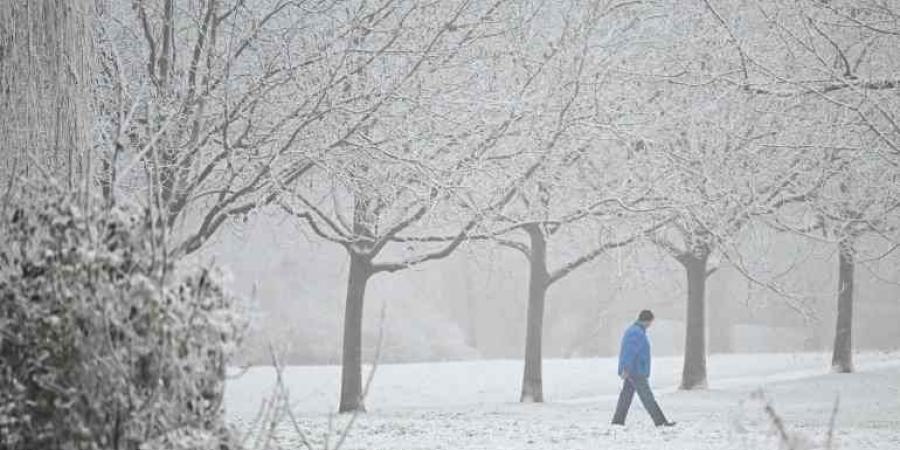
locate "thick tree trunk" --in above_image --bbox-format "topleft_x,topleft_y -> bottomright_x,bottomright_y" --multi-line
831,241 -> 854,373
339,251 -> 372,413
680,252 -> 709,390
520,224 -> 549,403
0,0 -> 93,186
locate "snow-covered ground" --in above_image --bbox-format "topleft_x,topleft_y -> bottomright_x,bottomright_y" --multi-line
226,352 -> 900,449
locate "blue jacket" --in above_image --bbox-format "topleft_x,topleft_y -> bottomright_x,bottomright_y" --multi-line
618,322 -> 651,378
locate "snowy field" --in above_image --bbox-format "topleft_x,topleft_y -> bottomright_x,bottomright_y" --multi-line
226,352 -> 900,450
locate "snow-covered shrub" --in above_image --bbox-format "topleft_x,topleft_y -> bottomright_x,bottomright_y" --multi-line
0,191 -> 244,450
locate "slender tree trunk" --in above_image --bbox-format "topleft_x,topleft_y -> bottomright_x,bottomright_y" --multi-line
680,252 -> 709,390
707,274 -> 731,354
806,319 -> 828,351
464,260 -> 479,349
831,240 -> 854,373
339,251 -> 372,413
521,224 -> 549,403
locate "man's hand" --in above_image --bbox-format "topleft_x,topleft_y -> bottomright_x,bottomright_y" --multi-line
620,370 -> 629,380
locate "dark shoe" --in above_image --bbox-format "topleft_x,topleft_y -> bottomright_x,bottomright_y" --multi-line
611,421 -> 625,426
657,421 -> 676,427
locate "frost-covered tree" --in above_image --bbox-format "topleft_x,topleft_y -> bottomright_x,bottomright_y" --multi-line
627,1 -> 825,390
503,165 -> 669,403
740,0 -> 900,373
808,157 -> 900,373
276,0 -> 544,413
471,0 -> 670,403
640,100 -> 816,389
389,0 -> 676,403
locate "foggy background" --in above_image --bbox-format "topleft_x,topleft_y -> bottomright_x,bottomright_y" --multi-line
199,212 -> 900,366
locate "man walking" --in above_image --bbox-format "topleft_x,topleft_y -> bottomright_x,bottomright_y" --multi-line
612,310 -> 675,427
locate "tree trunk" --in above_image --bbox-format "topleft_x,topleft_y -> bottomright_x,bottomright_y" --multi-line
831,240 -> 854,373
680,252 -> 709,390
520,224 -> 549,403
706,272 -> 732,354
0,0 -> 93,186
339,251 -> 372,413
464,260 -> 479,349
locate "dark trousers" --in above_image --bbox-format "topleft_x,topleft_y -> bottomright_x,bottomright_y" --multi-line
611,375 -> 668,426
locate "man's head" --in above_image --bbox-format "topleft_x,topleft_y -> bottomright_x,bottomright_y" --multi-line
637,309 -> 655,328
